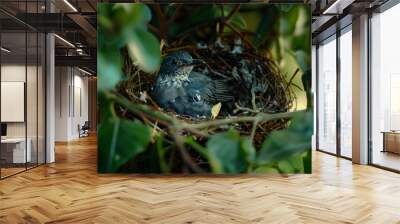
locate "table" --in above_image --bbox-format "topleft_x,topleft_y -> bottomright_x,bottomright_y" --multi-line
382,131 -> 400,154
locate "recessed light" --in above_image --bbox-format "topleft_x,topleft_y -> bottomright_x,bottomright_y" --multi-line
1,47 -> 11,53
54,34 -> 75,48
63,0 -> 78,12
78,67 -> 93,76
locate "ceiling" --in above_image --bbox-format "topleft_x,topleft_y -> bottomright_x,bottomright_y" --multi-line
0,0 -> 394,74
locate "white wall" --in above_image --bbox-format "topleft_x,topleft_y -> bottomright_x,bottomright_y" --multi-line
54,66 -> 89,141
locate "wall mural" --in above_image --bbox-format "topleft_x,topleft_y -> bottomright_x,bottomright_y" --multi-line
97,3 -> 312,174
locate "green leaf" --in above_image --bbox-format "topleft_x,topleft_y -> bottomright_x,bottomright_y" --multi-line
127,28 -> 161,73
288,154 -> 305,173
278,160 -> 294,173
295,50 -> 310,72
252,166 -> 280,174
256,111 -> 313,165
98,118 -> 151,172
303,149 -> 312,174
97,51 -> 123,92
279,8 -> 299,35
156,134 -> 169,173
206,129 -> 254,174
98,92 -> 116,122
113,3 -> 151,26
252,8 -> 279,47
230,14 -> 247,30
241,137 -> 256,163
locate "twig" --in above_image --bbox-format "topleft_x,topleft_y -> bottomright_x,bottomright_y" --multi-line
251,88 -> 257,111
285,68 -> 300,91
183,111 -> 299,130
154,5 -> 167,40
250,119 -> 260,143
224,4 -> 241,24
171,129 -> 204,173
234,103 -> 259,114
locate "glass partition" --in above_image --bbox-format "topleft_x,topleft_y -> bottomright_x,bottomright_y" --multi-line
27,30 -> 38,169
1,30 -> 28,177
0,1 -> 46,179
317,35 -> 337,154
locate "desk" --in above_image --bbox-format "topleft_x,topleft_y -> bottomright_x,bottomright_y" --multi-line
1,138 -> 31,163
382,131 -> 400,154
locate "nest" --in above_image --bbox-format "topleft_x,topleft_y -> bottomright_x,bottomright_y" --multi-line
118,37 -> 294,147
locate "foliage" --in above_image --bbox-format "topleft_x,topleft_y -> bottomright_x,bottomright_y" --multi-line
97,3 -> 160,92
97,3 -> 312,174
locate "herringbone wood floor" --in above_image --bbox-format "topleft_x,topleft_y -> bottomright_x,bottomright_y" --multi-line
1,136 -> 400,224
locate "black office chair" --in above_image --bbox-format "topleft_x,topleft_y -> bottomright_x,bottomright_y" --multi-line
79,121 -> 90,138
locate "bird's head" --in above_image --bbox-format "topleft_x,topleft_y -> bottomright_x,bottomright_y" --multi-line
159,51 -> 201,78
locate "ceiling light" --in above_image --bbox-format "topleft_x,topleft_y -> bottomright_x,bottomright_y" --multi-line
323,0 -> 344,14
78,67 -> 93,76
1,47 -> 11,53
54,34 -> 75,48
63,0 -> 78,12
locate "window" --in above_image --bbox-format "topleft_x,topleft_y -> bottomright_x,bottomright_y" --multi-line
339,27 -> 352,158
370,3 -> 400,171
317,35 -> 337,154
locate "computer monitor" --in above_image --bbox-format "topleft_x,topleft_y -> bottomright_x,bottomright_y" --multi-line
1,123 -> 7,137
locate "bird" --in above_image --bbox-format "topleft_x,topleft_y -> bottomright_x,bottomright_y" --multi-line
152,51 -> 237,118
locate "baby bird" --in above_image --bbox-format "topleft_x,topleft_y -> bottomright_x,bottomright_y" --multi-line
152,51 -> 235,117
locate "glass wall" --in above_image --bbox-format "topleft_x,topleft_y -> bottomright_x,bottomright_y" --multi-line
0,2 -> 46,179
317,35 -> 337,154
1,30 -> 28,177
371,3 -> 400,171
339,27 -> 352,158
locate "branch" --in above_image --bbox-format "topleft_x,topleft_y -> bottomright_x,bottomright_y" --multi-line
224,4 -> 240,24
171,129 -> 204,173
154,5 -> 167,40
183,111 -> 299,130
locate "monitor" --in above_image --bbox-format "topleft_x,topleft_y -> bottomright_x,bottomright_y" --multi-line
1,123 -> 7,137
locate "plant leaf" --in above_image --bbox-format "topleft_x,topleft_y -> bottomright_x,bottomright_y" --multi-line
127,28 -> 161,73
97,51 -> 123,91
98,118 -> 151,172
230,14 -> 247,30
256,111 -> 313,166
206,130 -> 254,174
211,102 -> 222,119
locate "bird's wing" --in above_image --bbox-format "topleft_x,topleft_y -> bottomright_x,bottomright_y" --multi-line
186,72 -> 234,104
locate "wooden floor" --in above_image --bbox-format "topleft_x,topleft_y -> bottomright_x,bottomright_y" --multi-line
372,150 -> 400,171
1,136 -> 400,224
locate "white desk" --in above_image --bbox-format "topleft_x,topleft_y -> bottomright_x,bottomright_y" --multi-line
1,138 -> 31,163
